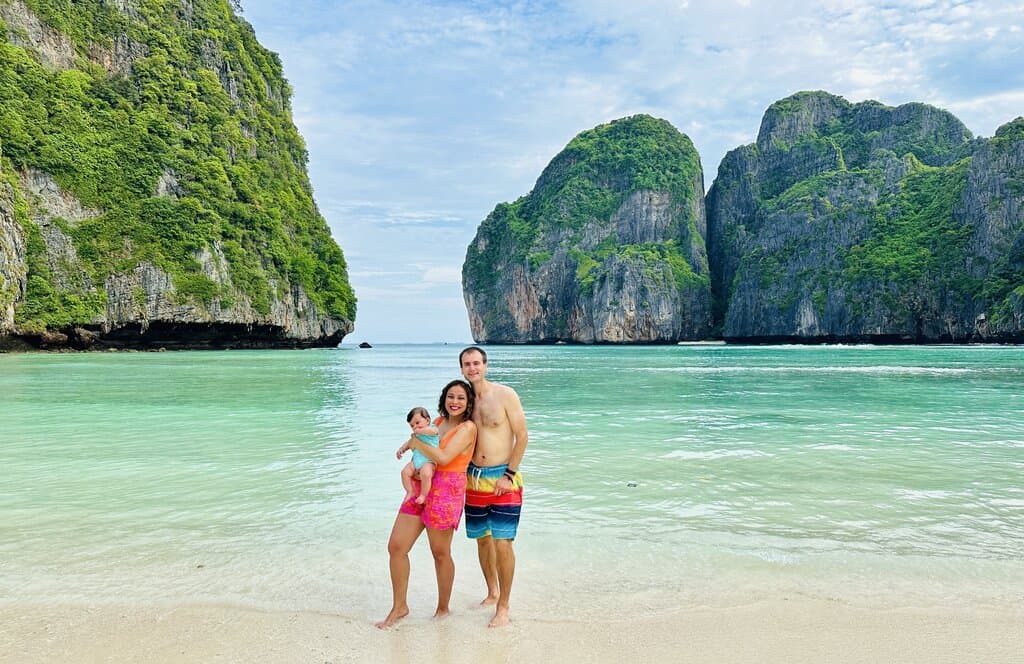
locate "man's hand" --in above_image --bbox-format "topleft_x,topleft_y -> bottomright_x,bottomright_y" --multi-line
494,476 -> 514,496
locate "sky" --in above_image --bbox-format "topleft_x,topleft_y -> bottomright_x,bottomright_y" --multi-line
239,0 -> 1024,344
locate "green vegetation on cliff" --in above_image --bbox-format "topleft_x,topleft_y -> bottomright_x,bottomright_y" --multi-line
465,114 -> 704,296
844,159 -> 971,285
0,0 -> 354,331
712,91 -> 1023,340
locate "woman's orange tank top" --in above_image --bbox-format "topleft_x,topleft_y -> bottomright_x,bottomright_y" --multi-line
435,417 -> 476,473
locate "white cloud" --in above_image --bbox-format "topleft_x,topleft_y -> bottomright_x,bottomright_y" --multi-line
420,265 -> 463,284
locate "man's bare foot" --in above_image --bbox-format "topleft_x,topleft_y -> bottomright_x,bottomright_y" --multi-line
415,494 -> 426,505
488,607 -> 511,628
374,607 -> 409,629
433,608 -> 450,619
478,593 -> 498,607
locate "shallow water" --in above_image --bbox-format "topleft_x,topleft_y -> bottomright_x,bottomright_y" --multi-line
1,345 -> 1022,618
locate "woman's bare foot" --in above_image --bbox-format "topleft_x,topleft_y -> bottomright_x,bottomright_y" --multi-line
433,608 -> 450,619
374,607 -> 409,629
488,607 -> 511,628
479,593 -> 498,607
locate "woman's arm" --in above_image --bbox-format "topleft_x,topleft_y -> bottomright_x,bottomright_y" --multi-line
408,421 -> 476,465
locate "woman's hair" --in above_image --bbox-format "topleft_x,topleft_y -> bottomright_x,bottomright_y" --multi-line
437,379 -> 475,420
406,406 -> 430,423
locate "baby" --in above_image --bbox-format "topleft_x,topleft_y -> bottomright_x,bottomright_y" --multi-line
401,406 -> 440,504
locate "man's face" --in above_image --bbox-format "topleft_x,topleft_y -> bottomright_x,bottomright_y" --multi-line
460,350 -> 487,382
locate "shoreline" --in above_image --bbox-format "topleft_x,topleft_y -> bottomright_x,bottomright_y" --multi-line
6,336 -> 1024,353
4,598 -> 1021,663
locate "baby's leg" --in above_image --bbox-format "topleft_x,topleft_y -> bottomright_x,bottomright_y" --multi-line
415,463 -> 436,504
401,461 -> 417,501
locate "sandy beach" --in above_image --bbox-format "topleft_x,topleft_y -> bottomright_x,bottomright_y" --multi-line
3,599 -> 1021,664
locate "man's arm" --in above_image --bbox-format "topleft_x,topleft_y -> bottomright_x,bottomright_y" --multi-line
505,388 -> 528,472
494,388 -> 527,495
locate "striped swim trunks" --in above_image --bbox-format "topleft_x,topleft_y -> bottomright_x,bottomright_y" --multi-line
465,463 -> 523,540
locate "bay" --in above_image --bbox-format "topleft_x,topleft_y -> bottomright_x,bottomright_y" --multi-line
1,345 -> 1022,619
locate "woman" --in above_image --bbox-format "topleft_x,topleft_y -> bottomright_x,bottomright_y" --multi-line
376,379 -> 477,629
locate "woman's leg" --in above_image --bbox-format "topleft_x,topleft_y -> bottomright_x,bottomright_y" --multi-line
425,526 -> 455,618
375,513 -> 424,629
416,463 -> 435,504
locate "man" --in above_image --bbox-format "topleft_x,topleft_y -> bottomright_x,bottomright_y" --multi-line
459,346 -> 528,628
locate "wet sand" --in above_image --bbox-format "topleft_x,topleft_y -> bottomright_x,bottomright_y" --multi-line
3,598 -> 1021,663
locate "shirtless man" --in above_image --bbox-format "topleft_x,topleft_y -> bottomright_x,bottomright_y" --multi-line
459,346 -> 528,628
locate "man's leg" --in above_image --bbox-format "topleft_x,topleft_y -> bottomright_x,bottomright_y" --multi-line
489,538 -> 515,628
476,535 -> 500,606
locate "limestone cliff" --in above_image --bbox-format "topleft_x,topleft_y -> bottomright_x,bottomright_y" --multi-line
463,115 -> 711,343
0,0 -> 354,349
707,91 -> 1023,342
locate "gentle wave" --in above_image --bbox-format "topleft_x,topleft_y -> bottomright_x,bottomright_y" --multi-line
664,449 -> 771,460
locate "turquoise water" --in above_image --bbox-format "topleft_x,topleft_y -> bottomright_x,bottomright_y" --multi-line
1,345 -> 1022,618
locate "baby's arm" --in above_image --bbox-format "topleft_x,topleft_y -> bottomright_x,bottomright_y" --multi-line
412,423 -> 438,436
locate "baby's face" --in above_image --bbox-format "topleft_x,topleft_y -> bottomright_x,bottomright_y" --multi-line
409,414 -> 430,430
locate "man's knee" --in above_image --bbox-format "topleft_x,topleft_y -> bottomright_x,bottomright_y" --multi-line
494,538 -> 514,554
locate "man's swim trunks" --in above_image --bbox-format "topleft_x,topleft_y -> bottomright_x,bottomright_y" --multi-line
399,470 -> 466,530
465,463 -> 523,540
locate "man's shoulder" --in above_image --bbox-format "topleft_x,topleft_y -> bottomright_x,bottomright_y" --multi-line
489,381 -> 521,402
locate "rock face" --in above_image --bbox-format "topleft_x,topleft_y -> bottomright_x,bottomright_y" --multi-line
463,115 -> 711,343
0,0 -> 76,70
706,91 -> 1024,343
0,180 -> 26,335
0,0 -> 355,349
463,92 -> 1024,344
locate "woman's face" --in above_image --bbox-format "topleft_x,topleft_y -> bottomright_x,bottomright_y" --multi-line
444,385 -> 469,418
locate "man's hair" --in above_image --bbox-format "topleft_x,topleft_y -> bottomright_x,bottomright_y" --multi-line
459,345 -> 488,366
406,406 -> 430,423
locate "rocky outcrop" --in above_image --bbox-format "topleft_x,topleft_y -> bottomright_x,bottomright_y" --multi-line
707,91 -> 1022,342
21,168 -> 102,225
959,119 -> 1024,337
463,92 -> 1023,344
0,0 -> 148,75
0,0 -> 76,70
0,181 -> 26,334
0,0 -> 355,350
463,115 -> 711,343
89,33 -> 149,77
94,256 -> 347,349
1,168 -> 351,349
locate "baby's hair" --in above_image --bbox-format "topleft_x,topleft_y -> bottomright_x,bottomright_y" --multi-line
406,406 -> 431,423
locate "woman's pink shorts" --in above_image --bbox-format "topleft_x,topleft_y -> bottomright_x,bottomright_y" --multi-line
399,470 -> 467,531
